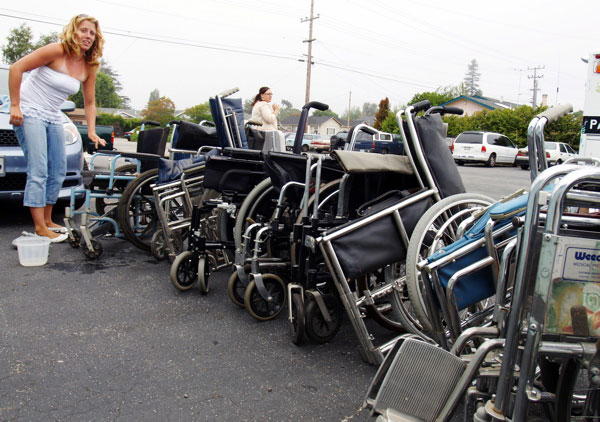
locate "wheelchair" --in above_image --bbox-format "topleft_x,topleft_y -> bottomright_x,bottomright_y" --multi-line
167,90 -> 296,294
364,104 -> 600,421
63,120 -> 170,259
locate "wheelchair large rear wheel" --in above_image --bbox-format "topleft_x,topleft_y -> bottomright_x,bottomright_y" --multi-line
117,168 -> 159,251
244,273 -> 286,321
404,193 -> 494,335
233,178 -> 276,252
170,251 -> 198,291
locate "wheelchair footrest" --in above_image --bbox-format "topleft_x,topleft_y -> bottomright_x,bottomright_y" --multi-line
370,338 -> 466,422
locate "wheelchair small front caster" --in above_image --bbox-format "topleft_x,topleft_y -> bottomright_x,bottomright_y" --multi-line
244,273 -> 287,321
197,255 -> 211,295
289,292 -> 305,345
170,251 -> 198,291
68,229 -> 82,248
305,293 -> 343,344
81,238 -> 103,260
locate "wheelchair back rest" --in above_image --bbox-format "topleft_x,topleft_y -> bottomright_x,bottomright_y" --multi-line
136,126 -> 169,172
209,97 -> 248,148
413,114 -> 466,198
203,154 -> 266,194
263,151 -> 309,192
172,120 -> 219,153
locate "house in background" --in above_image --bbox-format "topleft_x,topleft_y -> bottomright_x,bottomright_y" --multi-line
440,95 -> 519,116
280,115 -> 343,137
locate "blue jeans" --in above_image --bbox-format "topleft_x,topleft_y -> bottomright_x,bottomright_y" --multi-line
14,116 -> 66,208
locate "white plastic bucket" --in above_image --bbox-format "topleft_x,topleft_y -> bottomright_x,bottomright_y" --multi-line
14,237 -> 51,266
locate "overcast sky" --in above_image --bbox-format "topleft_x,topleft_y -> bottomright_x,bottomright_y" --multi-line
0,0 -> 597,115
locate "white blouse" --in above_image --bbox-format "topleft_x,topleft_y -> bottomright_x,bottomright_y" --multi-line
250,101 -> 278,131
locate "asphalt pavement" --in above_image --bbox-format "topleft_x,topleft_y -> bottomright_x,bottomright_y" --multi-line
0,141 -> 533,421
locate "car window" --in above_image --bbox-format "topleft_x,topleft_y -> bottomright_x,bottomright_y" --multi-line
502,136 -> 516,148
559,144 -> 567,153
488,135 -> 505,146
545,142 -> 557,150
566,144 -> 576,154
455,133 -> 483,144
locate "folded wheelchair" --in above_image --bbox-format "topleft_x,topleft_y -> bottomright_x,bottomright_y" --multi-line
64,120 -> 171,259
364,104 -> 600,421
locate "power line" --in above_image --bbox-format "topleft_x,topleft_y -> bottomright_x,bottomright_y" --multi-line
0,10 -> 440,91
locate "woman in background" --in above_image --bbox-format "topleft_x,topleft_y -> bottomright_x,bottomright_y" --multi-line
250,86 -> 279,131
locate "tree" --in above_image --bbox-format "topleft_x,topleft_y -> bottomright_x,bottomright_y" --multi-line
70,72 -> 123,108
409,90 -> 454,107
184,103 -> 212,123
1,23 -> 58,64
380,110 -> 399,134
374,98 -> 390,130
361,102 -> 378,117
277,99 -> 301,121
340,106 -> 362,122
142,97 -> 176,125
100,60 -> 130,108
148,89 -> 161,103
463,59 -> 482,96
312,109 -> 339,119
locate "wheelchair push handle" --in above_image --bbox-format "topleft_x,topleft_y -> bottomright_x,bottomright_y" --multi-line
303,101 -> 329,111
409,100 -> 431,113
141,120 -> 161,127
217,87 -> 239,98
536,103 -> 573,124
424,106 -> 464,116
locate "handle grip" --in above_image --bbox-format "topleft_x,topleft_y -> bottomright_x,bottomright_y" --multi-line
303,101 -> 329,111
218,87 -> 239,98
442,106 -> 464,116
536,104 -> 573,124
141,120 -> 161,127
410,100 -> 431,113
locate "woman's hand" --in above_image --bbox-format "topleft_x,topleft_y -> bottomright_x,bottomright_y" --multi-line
272,103 -> 280,114
9,104 -> 23,126
89,132 -> 106,149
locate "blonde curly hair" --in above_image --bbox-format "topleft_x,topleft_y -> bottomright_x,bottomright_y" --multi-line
60,14 -> 104,68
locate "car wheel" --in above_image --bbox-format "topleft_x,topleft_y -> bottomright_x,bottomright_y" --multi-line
556,159 -> 562,165
381,148 -> 388,155
456,160 -> 464,166
520,164 -> 529,170
486,153 -> 496,168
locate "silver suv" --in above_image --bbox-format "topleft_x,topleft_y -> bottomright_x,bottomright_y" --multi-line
453,131 -> 518,167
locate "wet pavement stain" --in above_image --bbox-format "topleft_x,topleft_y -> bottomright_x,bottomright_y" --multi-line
47,260 -> 130,275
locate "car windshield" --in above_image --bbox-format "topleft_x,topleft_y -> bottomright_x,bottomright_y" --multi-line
544,142 -> 557,150
455,133 -> 482,144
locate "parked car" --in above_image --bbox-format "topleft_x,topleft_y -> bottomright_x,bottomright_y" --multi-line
285,133 -> 321,152
544,141 -> 578,165
453,131 -> 518,167
330,131 -> 348,150
446,137 -> 455,153
124,128 -> 139,140
76,123 -> 114,154
350,130 -> 404,155
309,136 -> 331,152
515,141 -> 578,170
0,64 -> 85,207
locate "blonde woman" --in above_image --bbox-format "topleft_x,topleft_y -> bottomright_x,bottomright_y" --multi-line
9,14 -> 106,242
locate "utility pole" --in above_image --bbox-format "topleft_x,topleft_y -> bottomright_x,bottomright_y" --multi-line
528,65 -> 544,108
347,90 -> 351,128
301,0 -> 319,105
